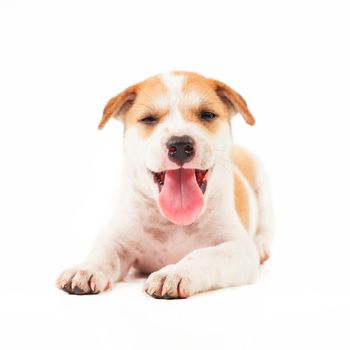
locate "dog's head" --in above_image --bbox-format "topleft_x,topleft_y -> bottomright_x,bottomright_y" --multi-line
99,72 -> 255,226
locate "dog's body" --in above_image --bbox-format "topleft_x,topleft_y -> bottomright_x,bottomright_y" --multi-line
57,72 -> 273,298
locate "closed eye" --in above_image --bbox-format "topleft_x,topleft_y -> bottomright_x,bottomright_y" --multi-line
139,115 -> 159,125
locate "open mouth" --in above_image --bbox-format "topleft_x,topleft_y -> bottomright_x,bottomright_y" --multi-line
150,168 -> 210,226
152,169 -> 208,194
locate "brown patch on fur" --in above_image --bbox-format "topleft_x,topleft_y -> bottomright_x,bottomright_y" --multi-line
98,85 -> 137,129
208,79 -> 255,126
124,77 -> 169,138
234,173 -> 250,231
99,72 -> 255,135
178,72 -> 230,134
175,71 -> 255,133
175,72 -> 255,125
232,146 -> 256,189
143,226 -> 168,243
231,145 -> 257,231
99,75 -> 170,138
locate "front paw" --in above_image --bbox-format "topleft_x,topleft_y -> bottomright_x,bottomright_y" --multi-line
144,264 -> 193,299
56,266 -> 112,295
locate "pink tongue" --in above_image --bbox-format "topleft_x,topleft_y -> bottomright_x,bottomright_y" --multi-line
159,168 -> 204,226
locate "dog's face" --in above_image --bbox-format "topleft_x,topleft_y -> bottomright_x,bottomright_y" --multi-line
99,72 -> 254,226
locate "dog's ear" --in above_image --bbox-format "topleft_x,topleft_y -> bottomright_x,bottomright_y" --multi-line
98,85 -> 137,129
210,80 -> 255,125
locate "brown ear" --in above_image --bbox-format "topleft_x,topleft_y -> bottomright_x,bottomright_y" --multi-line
98,85 -> 137,129
211,80 -> 255,125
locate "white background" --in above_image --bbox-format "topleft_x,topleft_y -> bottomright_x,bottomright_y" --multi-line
1,0 -> 349,349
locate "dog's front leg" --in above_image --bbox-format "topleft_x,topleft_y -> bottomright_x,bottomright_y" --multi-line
56,228 -> 135,295
144,234 -> 260,299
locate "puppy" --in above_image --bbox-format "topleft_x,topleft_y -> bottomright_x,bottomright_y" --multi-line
56,71 -> 273,299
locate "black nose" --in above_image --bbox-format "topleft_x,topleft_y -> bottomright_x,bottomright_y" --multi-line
166,135 -> 195,166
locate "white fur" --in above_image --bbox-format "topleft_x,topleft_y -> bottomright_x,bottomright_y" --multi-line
57,72 -> 272,298
160,72 -> 184,117
253,157 -> 274,261
182,90 -> 204,108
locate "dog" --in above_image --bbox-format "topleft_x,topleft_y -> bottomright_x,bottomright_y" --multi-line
56,71 -> 273,298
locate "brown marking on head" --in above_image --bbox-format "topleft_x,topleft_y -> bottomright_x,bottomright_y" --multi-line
234,173 -> 250,231
178,72 -> 229,134
124,76 -> 169,138
99,72 -> 255,134
208,79 -> 255,126
167,72 -> 255,135
98,75 -> 169,138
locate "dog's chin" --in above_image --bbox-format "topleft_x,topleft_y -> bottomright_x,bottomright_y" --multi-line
148,167 -> 212,226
